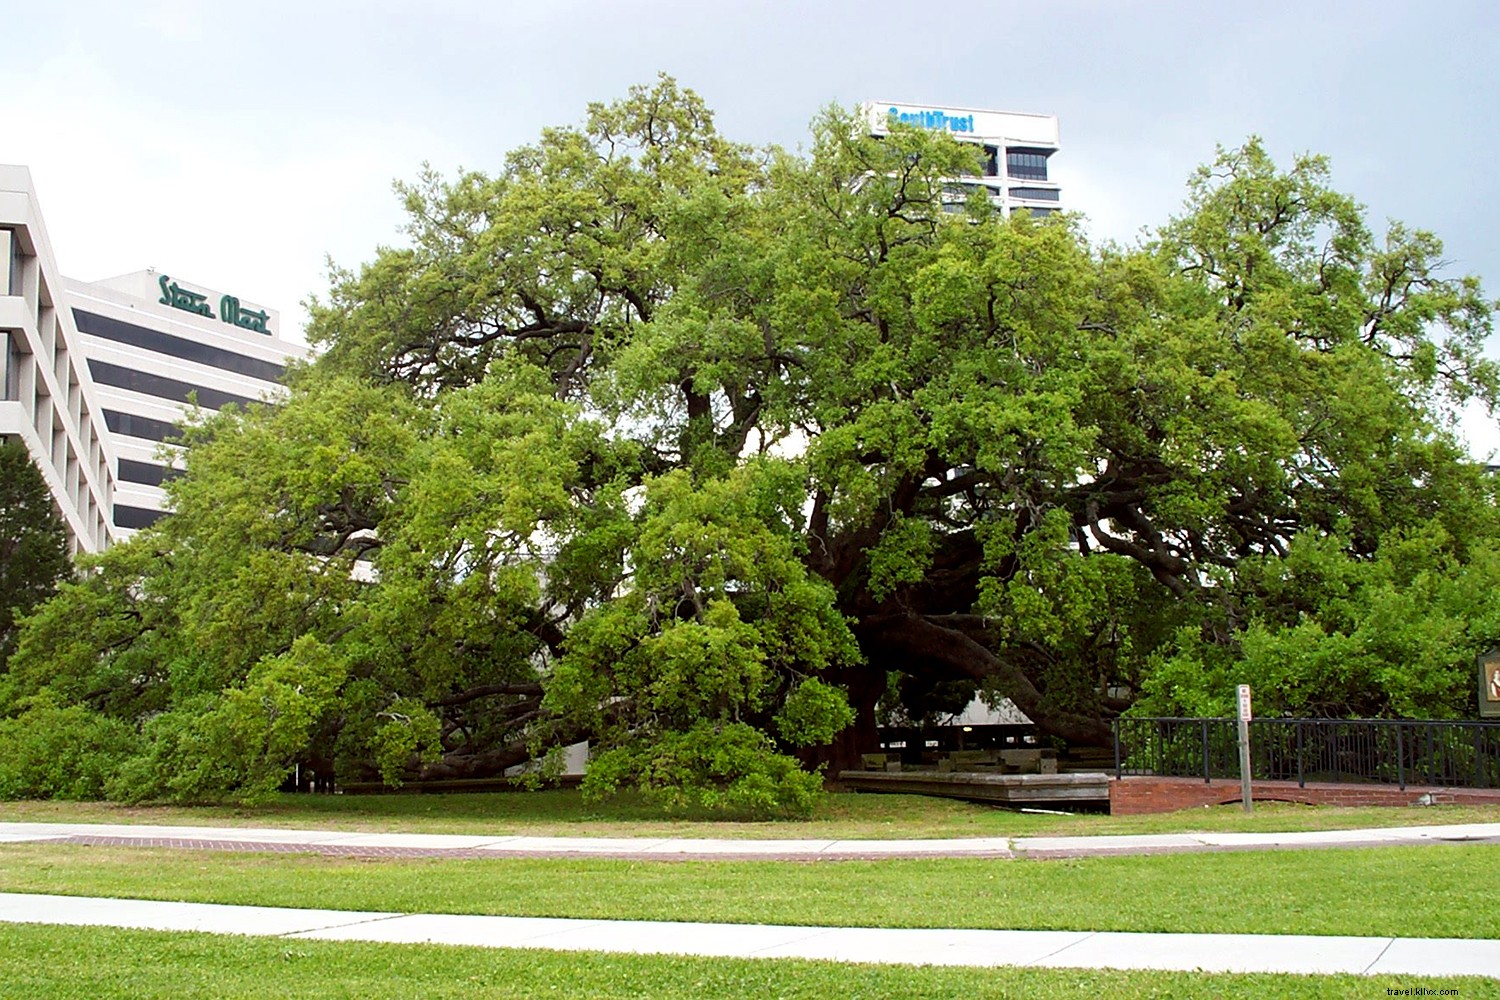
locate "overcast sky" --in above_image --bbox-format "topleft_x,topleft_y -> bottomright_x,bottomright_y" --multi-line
6,0 -> 1499,450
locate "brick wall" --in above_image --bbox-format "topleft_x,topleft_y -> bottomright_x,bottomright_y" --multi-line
1110,775 -> 1500,814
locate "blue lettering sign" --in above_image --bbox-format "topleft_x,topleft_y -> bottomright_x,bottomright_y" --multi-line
886,107 -> 975,134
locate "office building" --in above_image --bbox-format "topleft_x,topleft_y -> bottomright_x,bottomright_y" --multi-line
865,102 -> 1062,217
68,268 -> 305,532
1,167 -> 118,553
1,165 -> 308,548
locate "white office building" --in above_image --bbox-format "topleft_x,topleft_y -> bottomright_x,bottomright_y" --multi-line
865,102 -> 1062,217
1,165 -> 308,547
68,269 -> 305,532
1,167 -> 118,553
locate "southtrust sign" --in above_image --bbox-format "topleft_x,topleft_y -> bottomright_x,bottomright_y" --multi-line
866,102 -> 1060,148
886,107 -> 976,133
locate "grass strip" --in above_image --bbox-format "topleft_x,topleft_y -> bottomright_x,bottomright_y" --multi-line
2,842 -> 1495,939
2,791 -> 1498,839
1,923 -> 1492,999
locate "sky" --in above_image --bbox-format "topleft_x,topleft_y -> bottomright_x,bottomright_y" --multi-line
6,0 -> 1500,451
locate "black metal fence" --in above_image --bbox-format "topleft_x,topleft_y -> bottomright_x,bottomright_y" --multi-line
1113,717 -> 1500,790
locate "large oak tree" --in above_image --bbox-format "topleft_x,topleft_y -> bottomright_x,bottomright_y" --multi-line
7,79 -> 1498,809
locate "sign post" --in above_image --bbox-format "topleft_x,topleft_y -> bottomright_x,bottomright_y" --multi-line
1237,684 -> 1253,813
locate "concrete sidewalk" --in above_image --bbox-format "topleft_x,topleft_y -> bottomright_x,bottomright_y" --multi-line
0,820 -> 1497,860
1015,821 -> 1500,858
0,891 -> 1493,977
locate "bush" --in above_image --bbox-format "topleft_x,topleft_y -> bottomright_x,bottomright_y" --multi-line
0,702 -> 137,800
582,721 -> 824,819
107,639 -> 349,804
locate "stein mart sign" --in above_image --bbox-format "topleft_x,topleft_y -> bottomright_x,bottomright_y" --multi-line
158,274 -> 271,335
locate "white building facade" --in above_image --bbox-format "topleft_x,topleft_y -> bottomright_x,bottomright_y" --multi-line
865,102 -> 1062,217
1,167 -> 118,554
1,165 -> 308,547
68,270 -> 305,533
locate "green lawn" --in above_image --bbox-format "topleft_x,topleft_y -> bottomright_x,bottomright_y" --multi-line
2,789 -> 1497,839
2,841 -> 1495,939
0,924 -> 1490,1000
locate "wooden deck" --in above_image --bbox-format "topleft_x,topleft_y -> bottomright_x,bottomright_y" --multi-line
838,769 -> 1111,808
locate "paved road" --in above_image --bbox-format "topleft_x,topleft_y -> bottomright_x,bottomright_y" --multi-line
0,819 -> 1497,860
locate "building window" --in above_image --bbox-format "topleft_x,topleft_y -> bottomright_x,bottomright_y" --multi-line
113,504 -> 166,530
118,458 -> 183,487
1008,187 -> 1060,202
1006,150 -> 1051,181
2,228 -> 19,296
980,145 -> 1000,177
103,409 -> 181,443
87,360 -> 257,411
1,332 -> 16,401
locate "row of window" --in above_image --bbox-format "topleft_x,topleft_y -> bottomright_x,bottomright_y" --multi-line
873,135 -> 1055,184
103,408 -> 181,443
1006,150 -> 1051,181
119,457 -> 182,486
1008,187 -> 1060,202
73,309 -> 287,382
940,203 -> 1060,219
88,359 -> 258,411
113,504 -> 165,530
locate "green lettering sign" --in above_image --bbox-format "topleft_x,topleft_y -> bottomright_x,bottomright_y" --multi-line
156,275 -> 272,335
157,275 -> 212,318
218,295 -> 270,334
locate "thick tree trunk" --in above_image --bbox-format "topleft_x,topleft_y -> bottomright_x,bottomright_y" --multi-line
858,613 -> 1114,748
801,663 -> 885,782
413,744 -> 537,781
351,723 -> 590,784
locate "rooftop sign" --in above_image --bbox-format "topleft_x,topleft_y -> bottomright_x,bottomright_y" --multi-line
885,107 -> 976,134
865,102 -> 1060,147
157,275 -> 271,335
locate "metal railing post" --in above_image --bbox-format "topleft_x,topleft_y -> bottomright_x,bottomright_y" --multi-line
1113,719 -> 1121,780
1201,719 -> 1211,784
1296,720 -> 1305,788
1427,724 -> 1435,785
1478,727 -> 1485,789
1332,722 -> 1340,784
1396,723 -> 1405,791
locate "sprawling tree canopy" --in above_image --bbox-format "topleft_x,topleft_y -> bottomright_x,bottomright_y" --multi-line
7,78 -> 1499,811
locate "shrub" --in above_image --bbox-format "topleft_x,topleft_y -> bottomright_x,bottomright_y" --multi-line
582,721 -> 824,819
0,701 -> 137,800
